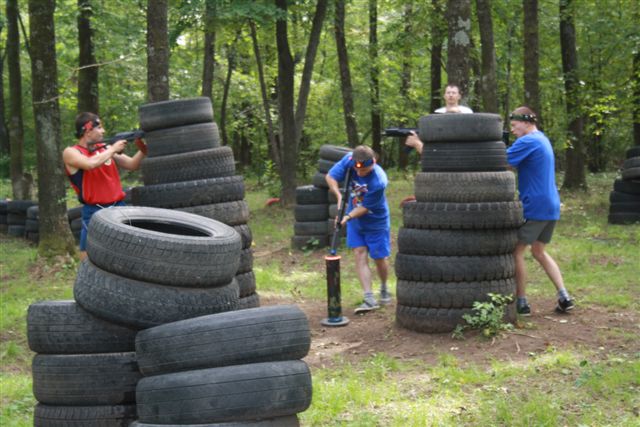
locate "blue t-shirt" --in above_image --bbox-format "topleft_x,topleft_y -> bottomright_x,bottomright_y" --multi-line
328,153 -> 390,231
506,130 -> 561,220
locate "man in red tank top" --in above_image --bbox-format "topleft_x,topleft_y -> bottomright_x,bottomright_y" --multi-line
63,112 -> 147,259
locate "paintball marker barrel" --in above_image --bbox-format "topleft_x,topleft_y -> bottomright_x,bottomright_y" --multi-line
382,127 -> 418,138
96,130 -> 145,145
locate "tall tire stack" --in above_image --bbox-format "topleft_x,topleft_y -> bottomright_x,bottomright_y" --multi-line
132,98 -> 258,309
395,113 -> 524,333
608,146 -> 640,224
292,144 -> 350,251
6,200 -> 37,238
0,200 -> 8,233
2,203 -> 83,244
132,305 -> 313,426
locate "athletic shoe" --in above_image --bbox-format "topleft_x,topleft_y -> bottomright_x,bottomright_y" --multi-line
556,298 -> 575,313
517,303 -> 531,316
379,289 -> 393,305
354,297 -> 380,314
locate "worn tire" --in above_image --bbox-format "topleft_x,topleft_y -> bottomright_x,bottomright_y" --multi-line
67,206 -> 82,221
32,353 -> 140,405
403,201 -> 524,230
27,205 -> 39,219
178,200 -> 250,226
421,141 -> 508,172
136,361 -> 312,424
414,171 -> 515,202
238,293 -> 261,310
319,144 -> 351,161
395,253 -> 515,282
294,204 -> 328,221
87,207 -> 241,287
141,146 -> 235,185
234,224 -> 253,249
396,305 -> 473,333
418,113 -> 503,142
129,416 -> 299,427
7,225 -> 25,237
608,212 -> 640,224
145,122 -> 220,157
139,97 -> 214,132
27,300 -> 137,354
295,185 -> 328,205
609,202 -> 640,213
74,260 -> 239,329
34,404 -> 136,427
135,305 -> 310,376
131,176 -> 244,209
626,146 -> 640,159
622,167 -> 640,180
7,199 -> 37,214
317,158 -> 336,174
397,228 -> 518,256
236,271 -> 257,297
397,278 -> 515,308
294,220 -> 329,236
609,191 -> 640,203
613,179 -> 640,195
238,248 -> 254,274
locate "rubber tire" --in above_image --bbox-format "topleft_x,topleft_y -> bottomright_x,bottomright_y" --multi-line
421,141 -> 508,172
7,199 -> 37,214
234,224 -> 253,249
317,158 -> 336,174
236,271 -> 257,297
609,202 -> 640,213
294,220 -> 329,236
27,205 -> 39,219
397,228 -> 518,256
613,179 -> 640,195
25,218 -> 39,232
403,201 -> 524,230
178,200 -> 250,226
27,300 -> 137,354
131,175 -> 244,209
626,146 -> 640,159
319,144 -> 351,161
418,113 -> 503,142
295,185 -> 328,205
609,191 -> 640,203
414,171 -> 515,203
7,225 -> 25,237
67,206 -> 82,221
396,278 -> 515,308
622,167 -> 640,180
141,146 -> 235,185
129,416 -> 299,427
32,352 -> 140,405
74,259 -> 239,329
396,305 -> 473,333
395,253 -> 515,282
139,97 -> 214,132
608,212 -> 640,224
238,293 -> 261,310
291,235 -> 329,250
86,207 -> 241,287
34,403 -> 137,427
238,248 -> 254,274
294,204 -> 328,221
135,361 -> 312,424
135,305 -> 310,376
7,213 -> 26,225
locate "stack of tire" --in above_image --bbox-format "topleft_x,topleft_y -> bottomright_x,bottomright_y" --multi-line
4,200 -> 37,238
130,97 -> 258,309
292,144 -> 350,250
395,113 -> 524,333
132,305 -> 313,426
0,200 -> 7,233
19,205 -> 83,244
608,145 -> 640,224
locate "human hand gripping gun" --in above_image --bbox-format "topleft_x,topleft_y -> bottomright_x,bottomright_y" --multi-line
382,127 -> 419,152
89,130 -> 147,154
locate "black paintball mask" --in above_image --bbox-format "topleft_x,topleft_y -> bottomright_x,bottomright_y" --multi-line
509,113 -> 537,123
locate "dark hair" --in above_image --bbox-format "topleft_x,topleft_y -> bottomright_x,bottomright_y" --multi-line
509,106 -> 537,123
75,112 -> 100,138
352,145 -> 376,163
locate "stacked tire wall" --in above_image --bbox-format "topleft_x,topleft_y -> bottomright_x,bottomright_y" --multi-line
608,145 -> 640,224
131,97 -> 258,309
395,113 -> 524,333
0,200 -> 82,244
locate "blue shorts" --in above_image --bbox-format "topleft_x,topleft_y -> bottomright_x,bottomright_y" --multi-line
346,225 -> 391,259
80,201 -> 126,251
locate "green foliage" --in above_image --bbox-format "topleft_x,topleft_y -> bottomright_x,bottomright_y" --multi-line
453,293 -> 514,339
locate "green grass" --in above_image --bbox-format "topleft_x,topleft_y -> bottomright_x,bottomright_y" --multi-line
1,172 -> 639,426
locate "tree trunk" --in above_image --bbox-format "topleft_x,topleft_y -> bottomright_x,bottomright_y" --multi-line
398,1 -> 414,169
445,0 -> 471,98
77,0 -> 98,114
369,0 -> 381,159
7,0 -> 31,200
275,0 -> 297,207
633,42 -> 640,146
559,0 -> 586,189
334,0 -> 359,148
0,24 -> 9,156
523,0 -> 542,126
146,0 -> 169,102
476,0 -> 498,113
201,0 -> 216,101
220,33 -> 239,147
28,0 -> 76,257
430,0 -> 444,113
503,19 -> 515,129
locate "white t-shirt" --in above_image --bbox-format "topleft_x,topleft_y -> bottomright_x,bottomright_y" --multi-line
434,105 -> 473,114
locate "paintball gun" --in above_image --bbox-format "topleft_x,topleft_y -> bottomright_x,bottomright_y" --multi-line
382,128 -> 419,152
98,130 -> 145,145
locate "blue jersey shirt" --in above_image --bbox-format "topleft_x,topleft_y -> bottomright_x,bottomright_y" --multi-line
506,130 -> 561,220
328,153 -> 390,232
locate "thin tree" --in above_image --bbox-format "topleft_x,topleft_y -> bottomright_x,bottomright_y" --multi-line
7,0 -> 31,199
28,0 -> 76,257
398,1 -> 414,169
523,0 -> 542,126
430,0 -> 445,113
220,32 -> 240,147
147,0 -> 169,102
334,0 -> 359,147
445,0 -> 471,98
559,0 -> 586,189
476,0 -> 498,112
201,0 -> 216,101
0,20 -> 9,156
369,0 -> 381,157
634,48 -> 640,147
77,0 -> 99,113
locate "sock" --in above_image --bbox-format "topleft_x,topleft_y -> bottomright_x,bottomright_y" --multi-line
364,291 -> 375,301
380,282 -> 388,293
517,297 -> 528,308
558,288 -> 570,301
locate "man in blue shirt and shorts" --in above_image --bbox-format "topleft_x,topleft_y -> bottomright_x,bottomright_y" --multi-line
507,106 -> 575,315
326,145 -> 391,314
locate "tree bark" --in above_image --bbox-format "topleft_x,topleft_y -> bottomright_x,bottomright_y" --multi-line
445,0 -> 471,98
201,0 -> 216,102
430,0 -> 445,113
146,0 -> 169,102
0,45 -> 7,156
633,39 -> 640,146
398,1 -> 414,169
476,0 -> 498,113
77,0 -> 99,114
334,0 -> 359,148
559,0 -> 586,189
7,0 -> 31,200
220,32 -> 240,147
28,0 -> 76,257
369,0 -> 381,158
523,0 -> 542,125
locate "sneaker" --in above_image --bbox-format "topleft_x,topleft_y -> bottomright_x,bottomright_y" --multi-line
379,289 -> 393,305
517,303 -> 531,316
556,298 -> 575,313
354,297 -> 380,314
